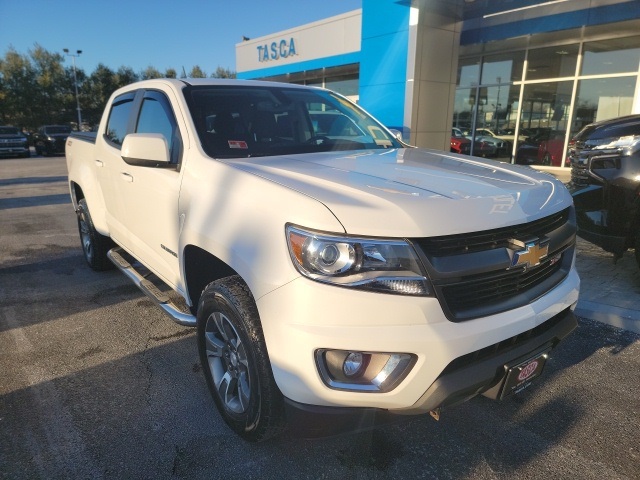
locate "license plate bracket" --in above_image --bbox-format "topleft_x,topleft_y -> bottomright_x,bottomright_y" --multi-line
499,349 -> 551,399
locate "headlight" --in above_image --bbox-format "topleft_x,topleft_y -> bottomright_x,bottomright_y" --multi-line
286,225 -> 432,296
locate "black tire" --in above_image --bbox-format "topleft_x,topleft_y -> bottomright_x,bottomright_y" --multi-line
76,199 -> 114,271
197,276 -> 285,442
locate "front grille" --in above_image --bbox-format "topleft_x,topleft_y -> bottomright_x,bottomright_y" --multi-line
412,207 -> 575,322
440,254 -> 565,318
0,141 -> 25,148
570,147 -> 621,186
54,138 -> 67,152
416,208 -> 569,257
571,163 -> 590,186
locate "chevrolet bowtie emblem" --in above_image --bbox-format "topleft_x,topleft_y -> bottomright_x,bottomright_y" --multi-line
509,237 -> 550,270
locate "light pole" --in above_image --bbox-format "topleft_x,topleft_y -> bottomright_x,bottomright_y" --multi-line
63,48 -> 83,129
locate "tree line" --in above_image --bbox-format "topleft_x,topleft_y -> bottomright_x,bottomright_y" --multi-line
0,44 -> 236,131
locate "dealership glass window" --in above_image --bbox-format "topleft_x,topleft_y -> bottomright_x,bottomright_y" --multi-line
456,36 -> 640,167
481,51 -> 525,85
570,76 -> 637,136
475,84 -> 520,132
519,81 -> 573,133
581,36 -> 640,76
526,44 -> 579,81
514,81 -> 573,166
325,74 -> 359,97
453,88 -> 475,133
457,57 -> 480,87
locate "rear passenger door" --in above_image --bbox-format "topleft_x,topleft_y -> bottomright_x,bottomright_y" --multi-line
98,91 -> 137,243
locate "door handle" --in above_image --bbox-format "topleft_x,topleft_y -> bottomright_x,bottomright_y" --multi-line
121,172 -> 134,182
95,159 -> 104,167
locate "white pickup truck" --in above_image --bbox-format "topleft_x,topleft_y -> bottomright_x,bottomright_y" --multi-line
66,79 -> 580,441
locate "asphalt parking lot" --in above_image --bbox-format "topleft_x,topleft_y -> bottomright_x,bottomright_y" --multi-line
1,155 -> 638,479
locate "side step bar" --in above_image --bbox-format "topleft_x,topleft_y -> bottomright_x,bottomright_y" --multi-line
107,247 -> 197,327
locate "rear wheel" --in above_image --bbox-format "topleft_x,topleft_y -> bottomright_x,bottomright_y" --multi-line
76,199 -> 114,271
197,276 -> 285,442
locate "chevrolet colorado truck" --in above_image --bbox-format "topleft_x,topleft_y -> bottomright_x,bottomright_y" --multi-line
65,79 -> 580,441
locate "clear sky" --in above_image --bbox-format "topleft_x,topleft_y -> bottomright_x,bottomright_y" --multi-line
0,0 -> 361,75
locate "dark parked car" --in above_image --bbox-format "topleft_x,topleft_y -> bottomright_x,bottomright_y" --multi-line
568,114 -> 640,267
0,126 -> 30,158
33,125 -> 72,156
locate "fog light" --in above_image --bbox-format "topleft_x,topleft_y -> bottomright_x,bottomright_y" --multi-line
316,349 -> 416,392
343,352 -> 368,378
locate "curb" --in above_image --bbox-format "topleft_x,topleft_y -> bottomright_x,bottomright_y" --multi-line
575,300 -> 640,335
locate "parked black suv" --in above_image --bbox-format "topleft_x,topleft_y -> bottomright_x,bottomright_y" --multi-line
568,114 -> 640,267
0,126 -> 30,158
33,125 -> 72,156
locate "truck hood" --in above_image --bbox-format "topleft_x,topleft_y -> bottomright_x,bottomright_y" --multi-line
230,148 -> 572,237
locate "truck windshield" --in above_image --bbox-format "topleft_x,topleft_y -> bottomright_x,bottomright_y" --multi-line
184,85 -> 402,158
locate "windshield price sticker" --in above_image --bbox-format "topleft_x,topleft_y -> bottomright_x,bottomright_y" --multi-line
228,140 -> 248,149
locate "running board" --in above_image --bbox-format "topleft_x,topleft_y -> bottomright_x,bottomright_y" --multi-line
107,247 -> 197,327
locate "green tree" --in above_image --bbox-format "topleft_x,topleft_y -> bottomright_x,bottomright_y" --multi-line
0,44 -> 235,130
115,66 -> 139,87
211,66 -> 236,79
141,66 -> 162,80
189,65 -> 207,78
0,47 -> 37,127
81,64 -> 118,127
31,45 -> 69,125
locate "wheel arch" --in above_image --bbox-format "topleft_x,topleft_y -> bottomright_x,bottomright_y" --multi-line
183,245 -> 239,310
69,181 -> 85,208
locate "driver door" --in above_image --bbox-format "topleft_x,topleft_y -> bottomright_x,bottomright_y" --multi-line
112,89 -> 185,288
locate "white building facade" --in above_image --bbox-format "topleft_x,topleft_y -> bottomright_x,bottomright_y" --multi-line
236,0 -> 640,169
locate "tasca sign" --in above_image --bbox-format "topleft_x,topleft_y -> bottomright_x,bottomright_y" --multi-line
257,38 -> 297,62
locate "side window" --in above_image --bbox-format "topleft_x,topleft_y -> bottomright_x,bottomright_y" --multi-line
105,93 -> 135,146
136,91 -> 182,164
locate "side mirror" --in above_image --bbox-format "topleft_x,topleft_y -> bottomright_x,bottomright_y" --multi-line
121,133 -> 171,167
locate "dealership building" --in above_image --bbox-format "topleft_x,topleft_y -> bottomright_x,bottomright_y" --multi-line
236,0 -> 640,168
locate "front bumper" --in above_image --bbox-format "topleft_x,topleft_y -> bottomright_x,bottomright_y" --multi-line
0,146 -> 29,157
257,267 -> 580,412
569,183 -> 632,255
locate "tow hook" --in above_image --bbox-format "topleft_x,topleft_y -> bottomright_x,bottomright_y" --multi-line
429,409 -> 441,421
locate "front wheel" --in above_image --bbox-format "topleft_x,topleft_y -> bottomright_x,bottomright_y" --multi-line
197,276 -> 285,442
76,199 -> 114,271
